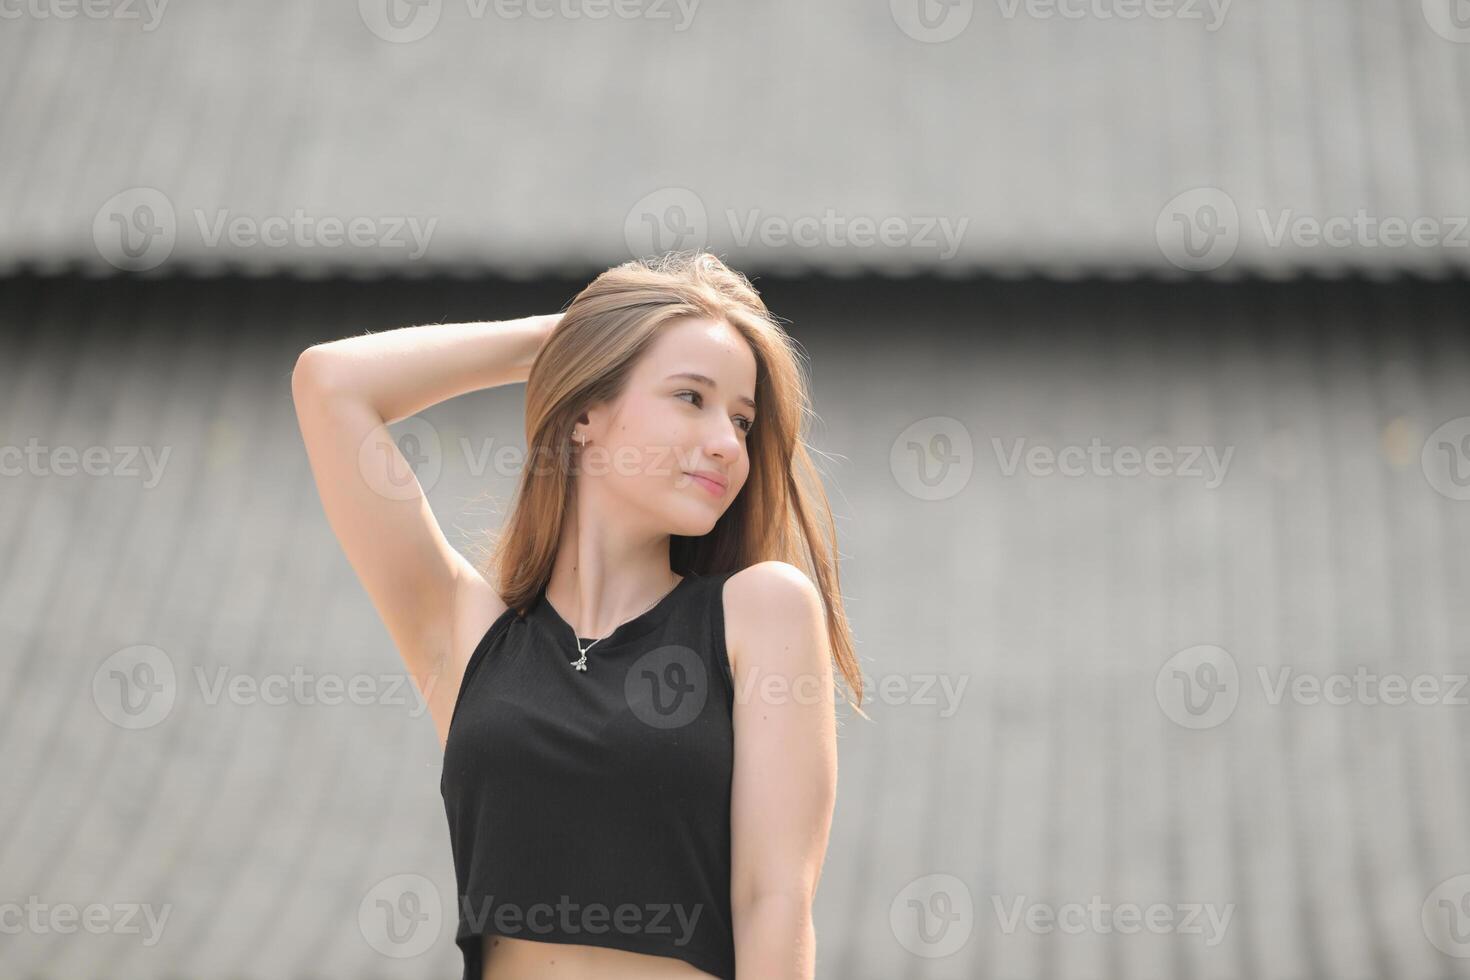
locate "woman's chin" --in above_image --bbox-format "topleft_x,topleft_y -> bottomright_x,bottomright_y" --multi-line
666,502 -> 723,537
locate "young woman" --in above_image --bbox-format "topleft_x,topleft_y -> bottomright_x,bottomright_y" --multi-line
291,251 -> 865,980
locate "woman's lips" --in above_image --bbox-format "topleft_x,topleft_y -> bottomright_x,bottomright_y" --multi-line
687,472 -> 725,497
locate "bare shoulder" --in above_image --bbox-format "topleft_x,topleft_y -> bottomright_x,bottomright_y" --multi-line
723,561 -> 829,679
725,560 -> 820,606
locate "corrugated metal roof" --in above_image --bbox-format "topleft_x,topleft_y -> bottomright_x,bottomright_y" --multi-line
1,0 -> 1469,278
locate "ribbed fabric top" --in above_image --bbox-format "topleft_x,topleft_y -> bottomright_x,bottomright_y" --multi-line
440,569 -> 739,980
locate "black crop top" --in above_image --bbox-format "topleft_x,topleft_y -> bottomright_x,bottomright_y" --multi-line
441,569 -> 739,980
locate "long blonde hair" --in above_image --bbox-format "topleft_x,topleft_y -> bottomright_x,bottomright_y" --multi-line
480,250 -> 866,719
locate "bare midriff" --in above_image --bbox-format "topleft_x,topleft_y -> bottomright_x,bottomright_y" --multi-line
480,934 -> 721,980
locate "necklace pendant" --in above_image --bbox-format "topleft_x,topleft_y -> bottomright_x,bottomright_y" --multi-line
574,660 -> 588,671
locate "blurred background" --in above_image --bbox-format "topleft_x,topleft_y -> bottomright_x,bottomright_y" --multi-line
4,1 -> 1470,978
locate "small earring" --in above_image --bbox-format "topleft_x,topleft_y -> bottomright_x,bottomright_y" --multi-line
575,429 -> 586,448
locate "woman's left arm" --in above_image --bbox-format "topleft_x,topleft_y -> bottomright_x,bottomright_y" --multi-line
725,561 -> 839,980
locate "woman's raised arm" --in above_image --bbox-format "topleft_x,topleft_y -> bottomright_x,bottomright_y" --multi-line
289,314 -> 557,726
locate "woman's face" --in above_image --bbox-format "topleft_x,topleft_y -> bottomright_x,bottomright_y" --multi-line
577,315 -> 756,536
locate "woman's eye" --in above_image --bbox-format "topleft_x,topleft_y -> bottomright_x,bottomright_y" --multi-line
679,390 -> 752,434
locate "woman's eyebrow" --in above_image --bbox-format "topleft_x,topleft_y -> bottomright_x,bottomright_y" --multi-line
665,372 -> 756,411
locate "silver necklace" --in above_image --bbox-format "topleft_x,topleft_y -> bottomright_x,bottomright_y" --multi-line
564,579 -> 681,672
